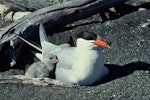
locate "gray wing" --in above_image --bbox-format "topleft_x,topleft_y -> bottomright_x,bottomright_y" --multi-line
54,47 -> 78,83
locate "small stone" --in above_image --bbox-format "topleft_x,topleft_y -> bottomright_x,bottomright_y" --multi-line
145,71 -> 149,74
138,8 -> 147,11
141,22 -> 150,27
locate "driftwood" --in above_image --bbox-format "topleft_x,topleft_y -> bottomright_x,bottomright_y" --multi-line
0,75 -> 76,87
0,0 -> 127,67
0,0 -> 127,44
0,0 -> 34,21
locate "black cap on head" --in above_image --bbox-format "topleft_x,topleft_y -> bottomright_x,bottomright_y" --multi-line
77,31 -> 97,40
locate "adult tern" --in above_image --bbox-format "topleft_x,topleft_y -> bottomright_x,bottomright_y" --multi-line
39,24 -> 109,86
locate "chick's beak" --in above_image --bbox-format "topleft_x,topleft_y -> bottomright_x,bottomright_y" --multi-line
92,38 -> 110,48
52,59 -> 59,63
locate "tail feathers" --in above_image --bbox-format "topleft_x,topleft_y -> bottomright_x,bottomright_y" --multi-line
17,35 -> 42,52
39,23 -> 59,56
30,50 -> 43,61
39,24 -> 49,44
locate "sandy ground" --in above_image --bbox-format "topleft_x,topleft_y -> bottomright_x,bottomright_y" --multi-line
0,0 -> 150,100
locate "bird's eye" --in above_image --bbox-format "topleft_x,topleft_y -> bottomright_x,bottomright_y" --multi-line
49,57 -> 53,60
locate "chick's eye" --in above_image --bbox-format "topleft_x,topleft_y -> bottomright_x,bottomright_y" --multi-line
49,57 -> 53,60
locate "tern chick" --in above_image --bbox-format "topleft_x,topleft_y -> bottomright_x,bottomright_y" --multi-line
25,54 -> 58,78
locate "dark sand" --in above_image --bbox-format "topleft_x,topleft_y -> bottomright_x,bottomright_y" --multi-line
0,0 -> 149,99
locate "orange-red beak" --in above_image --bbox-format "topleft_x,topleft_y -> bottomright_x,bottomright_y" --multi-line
52,59 -> 59,63
92,38 -> 110,48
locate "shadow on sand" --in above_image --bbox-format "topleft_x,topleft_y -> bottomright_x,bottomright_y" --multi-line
94,61 -> 150,86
